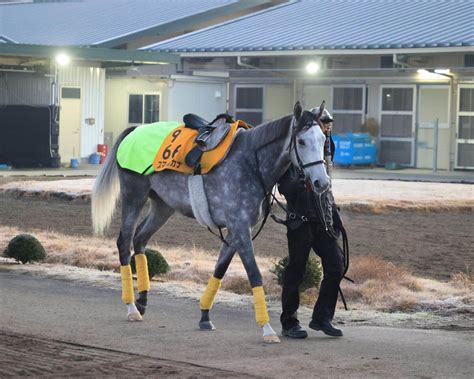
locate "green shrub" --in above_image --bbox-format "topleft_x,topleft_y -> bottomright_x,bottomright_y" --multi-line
4,234 -> 46,264
272,255 -> 322,293
130,248 -> 169,278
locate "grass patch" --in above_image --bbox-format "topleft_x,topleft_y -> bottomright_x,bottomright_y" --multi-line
0,225 -> 471,315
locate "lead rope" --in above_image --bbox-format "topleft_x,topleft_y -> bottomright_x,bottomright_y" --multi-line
205,122 -> 281,246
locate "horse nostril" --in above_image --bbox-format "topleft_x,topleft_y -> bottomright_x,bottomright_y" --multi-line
314,180 -> 320,188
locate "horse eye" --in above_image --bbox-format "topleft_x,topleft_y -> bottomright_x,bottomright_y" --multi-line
298,139 -> 306,146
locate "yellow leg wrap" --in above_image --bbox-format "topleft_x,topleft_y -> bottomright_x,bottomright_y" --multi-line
252,286 -> 270,327
135,254 -> 150,293
120,265 -> 135,304
200,276 -> 222,310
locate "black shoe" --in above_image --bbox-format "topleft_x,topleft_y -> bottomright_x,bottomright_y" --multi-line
282,324 -> 308,339
309,319 -> 343,337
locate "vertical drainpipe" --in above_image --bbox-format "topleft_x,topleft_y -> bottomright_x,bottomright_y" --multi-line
414,83 -> 420,168
226,80 -> 230,114
448,76 -> 457,170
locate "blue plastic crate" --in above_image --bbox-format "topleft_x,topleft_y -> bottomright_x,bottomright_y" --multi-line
332,133 -> 376,165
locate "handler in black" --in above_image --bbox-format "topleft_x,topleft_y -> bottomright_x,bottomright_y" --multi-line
279,109 -> 345,338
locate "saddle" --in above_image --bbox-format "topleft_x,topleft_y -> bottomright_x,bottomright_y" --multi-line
184,113 -> 233,174
152,116 -> 250,175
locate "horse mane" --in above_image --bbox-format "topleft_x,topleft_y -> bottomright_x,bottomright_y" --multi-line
244,115 -> 293,150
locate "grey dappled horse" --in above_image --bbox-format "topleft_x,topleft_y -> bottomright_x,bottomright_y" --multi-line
91,102 -> 330,344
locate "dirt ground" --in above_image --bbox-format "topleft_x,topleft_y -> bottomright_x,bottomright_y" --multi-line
0,176 -> 472,280
0,330 -> 249,378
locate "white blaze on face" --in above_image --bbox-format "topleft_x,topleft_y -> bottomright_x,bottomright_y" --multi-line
292,124 -> 330,191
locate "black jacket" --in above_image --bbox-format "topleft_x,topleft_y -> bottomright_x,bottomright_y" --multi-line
278,166 -> 319,222
278,166 -> 340,237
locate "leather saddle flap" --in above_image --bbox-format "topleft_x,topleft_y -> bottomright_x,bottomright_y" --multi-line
199,120 -> 231,151
183,113 -> 210,130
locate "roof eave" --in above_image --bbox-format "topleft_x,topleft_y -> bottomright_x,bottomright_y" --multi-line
173,46 -> 474,57
0,43 -> 179,64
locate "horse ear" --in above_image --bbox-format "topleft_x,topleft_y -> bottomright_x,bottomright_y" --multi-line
293,101 -> 302,121
314,100 -> 325,120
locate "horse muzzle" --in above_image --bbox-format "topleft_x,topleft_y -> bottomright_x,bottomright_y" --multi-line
312,179 -> 330,195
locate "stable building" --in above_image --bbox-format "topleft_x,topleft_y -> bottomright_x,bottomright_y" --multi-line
0,0 -> 272,166
1,0 -> 473,171
148,0 -> 474,170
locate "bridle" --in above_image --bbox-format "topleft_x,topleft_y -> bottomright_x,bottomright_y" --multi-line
289,115 -> 326,177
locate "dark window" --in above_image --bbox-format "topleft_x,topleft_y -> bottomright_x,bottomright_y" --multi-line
235,86 -> 263,125
144,95 -> 159,123
236,87 -> 263,109
61,87 -> 80,99
464,54 -> 474,68
380,56 -> 393,68
381,114 -> 413,138
458,116 -> 474,139
128,94 -> 159,124
333,87 -> 363,110
460,88 -> 474,112
128,95 -> 143,124
331,113 -> 363,134
457,143 -> 474,167
382,88 -> 413,111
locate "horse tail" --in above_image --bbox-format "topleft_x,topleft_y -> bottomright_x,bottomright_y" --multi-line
91,127 -> 136,235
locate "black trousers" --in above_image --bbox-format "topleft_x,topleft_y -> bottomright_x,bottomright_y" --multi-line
280,221 -> 344,329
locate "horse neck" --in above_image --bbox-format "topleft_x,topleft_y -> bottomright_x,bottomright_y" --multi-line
245,115 -> 293,192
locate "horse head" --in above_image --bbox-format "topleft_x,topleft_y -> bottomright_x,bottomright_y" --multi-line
290,101 -> 331,193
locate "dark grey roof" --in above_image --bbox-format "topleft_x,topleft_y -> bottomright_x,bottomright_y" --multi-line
149,0 -> 474,53
0,0 -> 238,46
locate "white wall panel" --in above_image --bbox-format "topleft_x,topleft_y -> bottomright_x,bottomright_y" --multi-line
167,78 -> 227,122
104,77 -> 168,146
58,66 -> 105,158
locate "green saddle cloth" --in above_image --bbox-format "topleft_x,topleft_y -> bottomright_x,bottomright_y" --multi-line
116,121 -> 181,175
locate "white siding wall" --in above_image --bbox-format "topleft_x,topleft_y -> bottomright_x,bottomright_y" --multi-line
167,77 -> 228,122
104,77 -> 168,145
58,66 -> 105,158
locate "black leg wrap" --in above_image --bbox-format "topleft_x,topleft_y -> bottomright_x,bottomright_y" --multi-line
135,291 -> 148,315
199,310 -> 215,331
200,309 -> 210,322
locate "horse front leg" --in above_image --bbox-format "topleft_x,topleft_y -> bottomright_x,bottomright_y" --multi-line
232,229 -> 280,344
199,240 -> 235,331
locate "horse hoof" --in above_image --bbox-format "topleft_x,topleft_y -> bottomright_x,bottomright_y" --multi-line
263,334 -> 280,344
127,312 -> 143,322
199,321 -> 216,331
135,301 -> 146,316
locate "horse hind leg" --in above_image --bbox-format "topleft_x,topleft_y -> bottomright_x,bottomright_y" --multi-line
199,240 -> 236,331
117,176 -> 150,322
132,195 -> 174,316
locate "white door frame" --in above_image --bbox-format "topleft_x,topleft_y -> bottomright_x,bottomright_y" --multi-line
233,84 -> 265,123
379,84 -> 417,166
59,86 -> 82,161
455,84 -> 474,169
